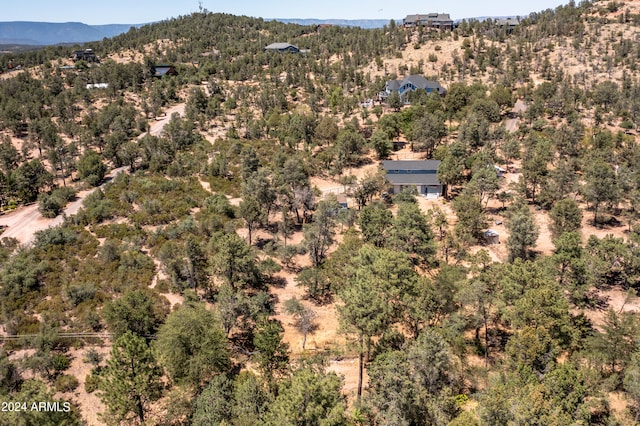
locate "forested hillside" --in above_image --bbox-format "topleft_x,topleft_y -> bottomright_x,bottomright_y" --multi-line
3,1 -> 640,424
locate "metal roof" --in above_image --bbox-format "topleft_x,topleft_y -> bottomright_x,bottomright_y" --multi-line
382,160 -> 441,171
386,173 -> 441,186
403,75 -> 443,90
265,42 -> 298,50
154,66 -> 175,76
383,160 -> 442,186
404,13 -> 453,23
385,76 -> 445,93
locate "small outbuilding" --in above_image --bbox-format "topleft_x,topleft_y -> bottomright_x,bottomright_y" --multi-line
153,65 -> 178,77
484,229 -> 500,244
337,194 -> 349,209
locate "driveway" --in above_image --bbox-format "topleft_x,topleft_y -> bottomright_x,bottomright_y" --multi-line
505,99 -> 528,133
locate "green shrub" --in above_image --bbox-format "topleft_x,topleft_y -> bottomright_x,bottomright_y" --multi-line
51,353 -> 71,374
78,150 -> 107,187
155,279 -> 170,293
55,374 -> 79,392
65,283 -> 97,306
83,348 -> 103,366
38,193 -> 64,218
620,120 -> 634,130
93,223 -> 143,240
84,373 -> 100,393
52,186 -> 76,203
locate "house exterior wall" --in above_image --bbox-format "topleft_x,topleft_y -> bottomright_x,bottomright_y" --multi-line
391,184 -> 443,196
403,16 -> 453,30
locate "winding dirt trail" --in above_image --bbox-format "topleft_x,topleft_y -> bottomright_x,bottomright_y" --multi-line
0,103 -> 186,245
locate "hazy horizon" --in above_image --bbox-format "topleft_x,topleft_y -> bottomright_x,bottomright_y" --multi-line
4,0 -> 574,25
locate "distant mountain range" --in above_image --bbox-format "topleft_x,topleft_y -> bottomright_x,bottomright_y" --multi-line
0,21 -> 142,46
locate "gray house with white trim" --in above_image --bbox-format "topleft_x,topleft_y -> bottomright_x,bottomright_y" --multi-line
265,43 -> 300,53
382,75 -> 446,103
383,160 -> 444,198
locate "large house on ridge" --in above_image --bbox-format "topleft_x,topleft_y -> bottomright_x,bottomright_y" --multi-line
403,13 -> 454,30
496,18 -> 520,33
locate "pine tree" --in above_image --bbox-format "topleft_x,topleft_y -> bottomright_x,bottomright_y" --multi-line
99,331 -> 163,425
507,201 -> 539,262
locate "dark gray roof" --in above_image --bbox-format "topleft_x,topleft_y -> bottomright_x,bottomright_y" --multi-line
386,80 -> 401,91
404,13 -> 453,24
403,75 -> 441,90
386,173 -> 441,186
382,160 -> 441,171
383,160 -> 442,186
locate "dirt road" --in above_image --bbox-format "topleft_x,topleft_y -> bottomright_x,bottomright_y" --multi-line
0,166 -> 128,245
0,102 -> 186,245
146,103 -> 186,137
505,99 -> 528,133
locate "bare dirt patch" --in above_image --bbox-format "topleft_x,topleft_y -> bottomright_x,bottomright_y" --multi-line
582,287 -> 640,333
58,347 -> 111,426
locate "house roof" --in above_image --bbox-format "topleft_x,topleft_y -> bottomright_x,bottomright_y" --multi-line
382,160 -> 441,171
386,173 -> 441,186
154,66 -> 175,76
403,75 -> 442,90
383,160 -> 442,186
386,80 -> 401,91
497,18 -> 520,26
86,83 -> 109,89
404,13 -> 453,24
265,42 -> 298,50
385,76 -> 445,93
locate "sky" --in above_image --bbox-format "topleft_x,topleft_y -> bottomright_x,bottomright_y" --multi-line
3,0 -> 574,25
